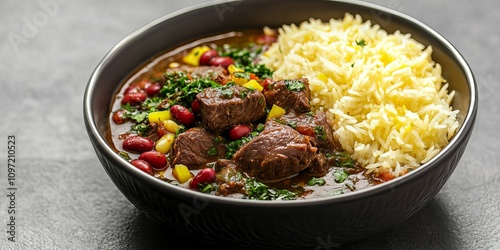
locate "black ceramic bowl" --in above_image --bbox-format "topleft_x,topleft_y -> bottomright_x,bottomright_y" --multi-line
84,0 -> 477,248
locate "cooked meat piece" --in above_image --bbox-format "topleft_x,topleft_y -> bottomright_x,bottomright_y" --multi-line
304,153 -> 328,177
278,111 -> 341,151
170,127 -> 225,169
196,84 -> 266,131
214,161 -> 246,196
165,65 -> 230,84
263,78 -> 311,114
231,120 -> 318,182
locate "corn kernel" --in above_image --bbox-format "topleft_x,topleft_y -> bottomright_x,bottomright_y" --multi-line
162,119 -> 180,134
182,46 -> 210,66
155,133 -> 175,153
172,164 -> 193,184
148,110 -> 171,124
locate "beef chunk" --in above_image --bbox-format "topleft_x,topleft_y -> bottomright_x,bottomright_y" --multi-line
279,111 -> 341,151
170,127 -> 225,169
305,153 -> 328,177
196,84 -> 266,131
263,78 -> 311,114
231,120 -> 318,182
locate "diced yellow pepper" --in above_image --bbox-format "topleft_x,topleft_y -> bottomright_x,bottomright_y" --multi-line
172,164 -> 193,184
155,133 -> 175,153
231,74 -> 249,85
243,79 -> 263,91
267,104 -> 286,121
148,110 -> 171,124
228,64 -> 244,74
162,119 -> 180,134
182,46 -> 211,66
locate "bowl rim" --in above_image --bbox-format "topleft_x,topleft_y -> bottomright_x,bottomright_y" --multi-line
84,0 -> 478,207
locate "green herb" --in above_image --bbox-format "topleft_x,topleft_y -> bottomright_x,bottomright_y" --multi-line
314,126 -> 327,141
255,123 -> 265,132
239,89 -> 248,99
333,169 -> 348,183
234,72 -> 250,80
130,123 -> 149,135
332,151 -> 356,168
244,178 -> 298,200
287,121 -> 297,129
307,177 -> 326,186
356,39 -> 366,47
284,79 -> 305,91
225,131 -> 260,159
198,183 -> 216,193
118,151 -> 131,161
218,44 -> 274,79
141,96 -> 163,112
160,71 -> 221,107
220,88 -> 234,98
207,147 -> 217,156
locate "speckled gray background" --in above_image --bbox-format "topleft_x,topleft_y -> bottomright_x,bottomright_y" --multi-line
0,0 -> 498,249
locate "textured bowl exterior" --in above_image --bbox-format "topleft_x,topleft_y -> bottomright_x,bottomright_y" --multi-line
84,0 -> 478,248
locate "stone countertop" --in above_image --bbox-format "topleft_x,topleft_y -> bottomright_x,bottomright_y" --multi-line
0,0 -> 498,249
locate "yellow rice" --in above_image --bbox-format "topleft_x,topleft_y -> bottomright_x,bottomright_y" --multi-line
259,13 -> 459,176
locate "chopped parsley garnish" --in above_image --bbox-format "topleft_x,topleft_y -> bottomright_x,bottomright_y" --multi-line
307,177 -> 326,186
333,169 -> 348,183
160,71 -> 221,107
207,147 -> 217,156
225,131 -> 260,158
218,43 -> 273,79
244,178 -> 298,200
314,126 -> 327,141
118,151 -> 131,161
284,79 -> 305,91
198,183 -> 216,193
331,151 -> 356,168
356,39 -> 366,47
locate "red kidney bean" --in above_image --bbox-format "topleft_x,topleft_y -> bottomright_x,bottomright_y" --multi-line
189,168 -> 216,190
138,150 -> 167,170
199,49 -> 219,65
170,104 -> 195,126
124,84 -> 140,94
145,82 -> 161,96
130,159 -> 153,174
191,99 -> 201,114
209,56 -> 234,68
121,92 -> 146,105
112,109 -> 128,124
228,124 -> 252,140
122,136 -> 154,153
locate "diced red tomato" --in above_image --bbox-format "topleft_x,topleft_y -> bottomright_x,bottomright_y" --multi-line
380,172 -> 395,182
296,125 -> 315,137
